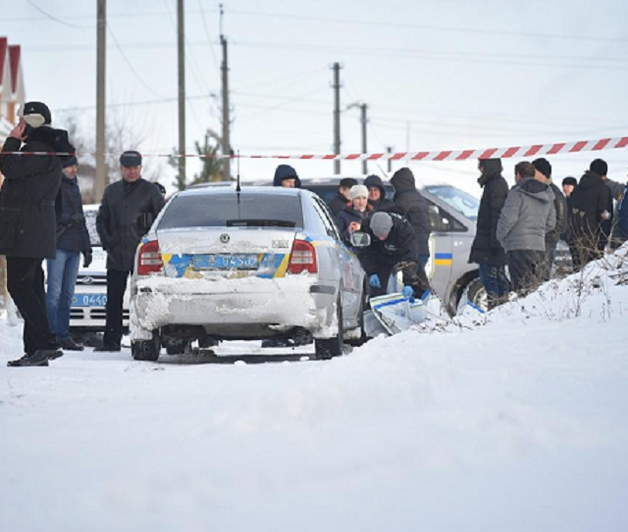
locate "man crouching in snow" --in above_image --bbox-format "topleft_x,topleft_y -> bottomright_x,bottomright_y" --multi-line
360,211 -> 431,302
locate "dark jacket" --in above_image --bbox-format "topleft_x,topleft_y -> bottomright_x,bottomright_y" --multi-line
56,175 -> 91,253
273,164 -> 301,188
570,170 -> 613,252
363,174 -> 395,212
469,160 -> 509,265
496,178 -> 556,252
389,168 -> 430,256
360,212 -> 419,275
545,182 -> 567,248
328,192 -> 350,217
96,178 -> 166,271
336,205 -> 371,240
0,127 -> 66,259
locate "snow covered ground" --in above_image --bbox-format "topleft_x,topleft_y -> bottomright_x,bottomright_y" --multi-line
1,249 -> 628,532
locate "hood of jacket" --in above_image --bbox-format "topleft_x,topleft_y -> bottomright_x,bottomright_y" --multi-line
517,177 -> 553,203
273,164 -> 301,187
578,170 -> 604,191
390,167 -> 415,194
363,174 -> 387,196
478,158 -> 503,187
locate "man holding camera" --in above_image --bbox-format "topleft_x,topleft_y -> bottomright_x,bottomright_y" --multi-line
0,102 -> 74,366
95,151 -> 165,352
46,156 -> 92,351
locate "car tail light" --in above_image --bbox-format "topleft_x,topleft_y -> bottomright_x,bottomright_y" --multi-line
137,240 -> 163,275
287,239 -> 318,274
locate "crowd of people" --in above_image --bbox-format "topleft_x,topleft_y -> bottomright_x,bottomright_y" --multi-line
2,101 -> 627,365
273,163 -> 433,306
471,156 -> 627,308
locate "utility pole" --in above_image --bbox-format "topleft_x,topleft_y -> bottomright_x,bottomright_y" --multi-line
332,62 -> 342,175
177,0 -> 186,188
360,103 -> 367,174
348,101 -> 368,174
95,0 -> 106,201
220,4 -> 231,181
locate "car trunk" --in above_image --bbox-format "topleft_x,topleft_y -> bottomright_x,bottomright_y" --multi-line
156,227 -> 299,280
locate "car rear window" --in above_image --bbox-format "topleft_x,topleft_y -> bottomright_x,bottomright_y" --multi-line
158,193 -> 304,229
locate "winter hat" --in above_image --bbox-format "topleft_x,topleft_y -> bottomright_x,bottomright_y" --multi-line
273,164 -> 301,187
19,101 -> 52,128
350,184 -> 368,200
62,155 -> 78,168
339,177 -> 358,188
120,150 -> 142,167
532,158 -> 552,178
562,176 -> 577,187
370,212 -> 394,239
590,158 -> 608,177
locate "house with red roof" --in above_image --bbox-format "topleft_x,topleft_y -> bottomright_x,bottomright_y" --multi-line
0,36 -> 25,144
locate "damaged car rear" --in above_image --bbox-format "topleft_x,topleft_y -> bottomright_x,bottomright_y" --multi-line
129,186 -> 366,361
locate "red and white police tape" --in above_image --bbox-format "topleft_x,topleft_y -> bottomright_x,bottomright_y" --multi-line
2,134 -> 628,161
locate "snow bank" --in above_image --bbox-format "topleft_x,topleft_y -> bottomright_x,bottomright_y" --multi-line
1,246 -> 627,531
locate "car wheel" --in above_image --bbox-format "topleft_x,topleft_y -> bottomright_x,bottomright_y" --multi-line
314,296 -> 343,360
462,277 -> 488,312
131,330 -> 161,362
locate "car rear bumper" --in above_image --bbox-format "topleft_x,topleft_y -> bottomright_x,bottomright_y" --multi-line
130,276 -> 338,340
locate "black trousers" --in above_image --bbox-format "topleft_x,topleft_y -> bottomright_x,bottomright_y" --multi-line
6,256 -> 57,355
507,250 -> 546,294
103,269 -> 130,347
369,259 -> 430,299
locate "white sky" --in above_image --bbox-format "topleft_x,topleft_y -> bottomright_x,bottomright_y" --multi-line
4,0 -> 628,195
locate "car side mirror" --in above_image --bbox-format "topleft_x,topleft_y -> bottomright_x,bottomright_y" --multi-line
350,231 -> 371,247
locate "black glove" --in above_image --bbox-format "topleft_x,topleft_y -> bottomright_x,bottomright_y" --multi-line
83,250 -> 93,268
70,213 -> 85,225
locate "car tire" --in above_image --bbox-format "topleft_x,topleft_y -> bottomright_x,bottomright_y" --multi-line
314,295 -> 343,360
131,330 -> 161,362
462,277 -> 488,311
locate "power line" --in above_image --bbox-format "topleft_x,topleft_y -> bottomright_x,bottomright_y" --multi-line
25,0 -> 94,29
229,8 -> 628,45
107,23 -> 168,98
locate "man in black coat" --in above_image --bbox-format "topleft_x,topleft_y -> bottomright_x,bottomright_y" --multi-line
0,102 -> 73,366
532,158 -> 567,280
96,151 -> 165,351
569,159 -> 614,270
468,158 -> 509,309
390,167 -> 431,267
364,174 -> 395,213
46,156 -> 92,351
327,177 -> 357,216
360,212 -> 430,300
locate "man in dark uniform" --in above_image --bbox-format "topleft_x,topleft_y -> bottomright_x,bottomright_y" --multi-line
95,150 -> 165,351
0,102 -> 73,366
361,211 -> 431,301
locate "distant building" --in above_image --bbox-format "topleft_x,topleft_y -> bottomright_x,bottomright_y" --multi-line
0,37 -> 25,144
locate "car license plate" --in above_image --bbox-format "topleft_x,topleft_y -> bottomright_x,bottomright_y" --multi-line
192,254 -> 259,270
72,293 -> 107,307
